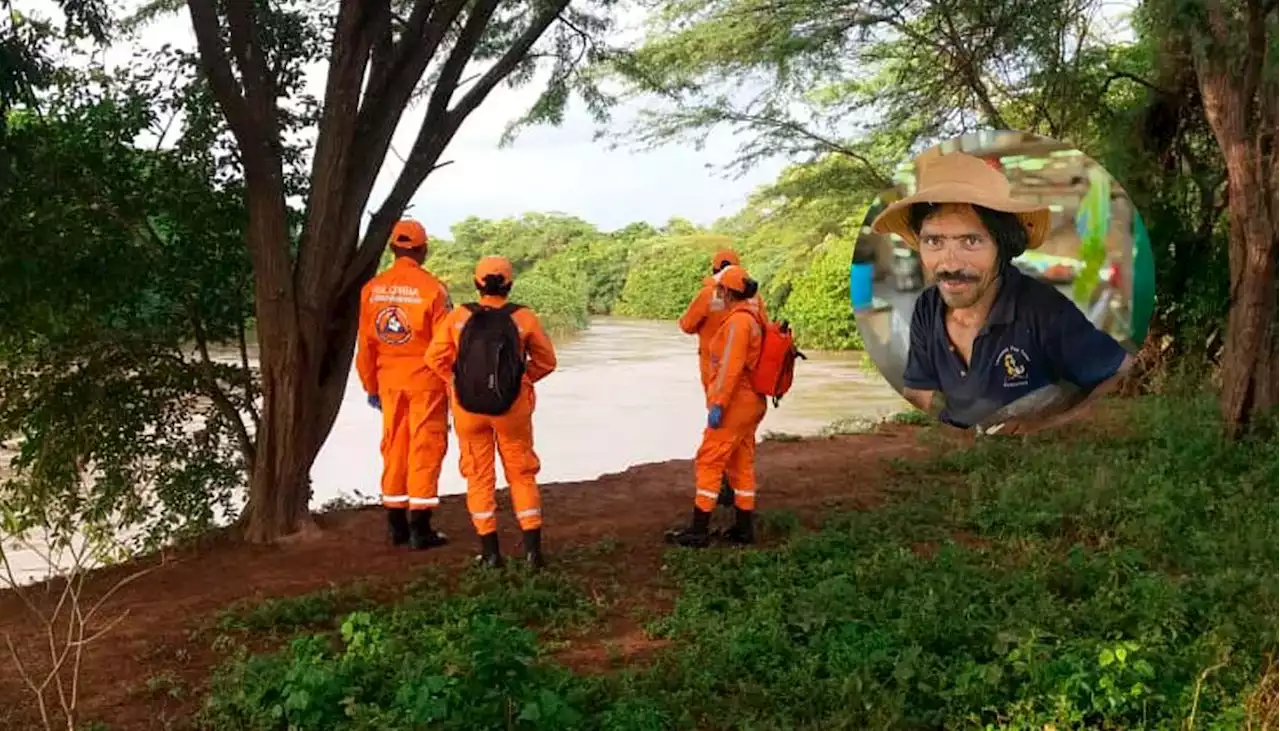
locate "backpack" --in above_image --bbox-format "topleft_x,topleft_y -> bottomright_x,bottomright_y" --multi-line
452,303 -> 526,416
747,314 -> 806,406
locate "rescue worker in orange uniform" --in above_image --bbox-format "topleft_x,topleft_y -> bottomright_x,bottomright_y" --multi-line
425,256 -> 558,569
355,219 -> 453,550
677,249 -> 767,510
668,265 -> 768,548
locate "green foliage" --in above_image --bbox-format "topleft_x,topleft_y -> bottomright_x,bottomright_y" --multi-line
215,584 -> 379,636
198,567 -> 599,730
0,62 -> 253,549
613,235 -> 730,319
199,395 -> 1277,729
776,234 -> 863,350
513,267 -> 592,336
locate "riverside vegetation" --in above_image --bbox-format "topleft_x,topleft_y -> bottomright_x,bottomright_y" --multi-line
194,394 -> 1277,730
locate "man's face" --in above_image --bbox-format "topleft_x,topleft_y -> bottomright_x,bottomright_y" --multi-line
917,204 -> 1000,310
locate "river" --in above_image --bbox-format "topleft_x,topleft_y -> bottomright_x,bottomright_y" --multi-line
4,317 -> 904,584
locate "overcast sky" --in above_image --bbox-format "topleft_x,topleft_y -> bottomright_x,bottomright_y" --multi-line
24,0 -> 1136,240
21,0 -> 789,239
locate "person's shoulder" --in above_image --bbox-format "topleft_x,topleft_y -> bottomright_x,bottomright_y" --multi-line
364,267 -> 393,288
728,307 -> 763,333
1014,271 -> 1078,318
911,285 -> 940,322
408,266 -> 444,289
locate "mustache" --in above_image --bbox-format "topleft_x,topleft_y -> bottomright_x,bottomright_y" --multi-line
934,269 -> 981,283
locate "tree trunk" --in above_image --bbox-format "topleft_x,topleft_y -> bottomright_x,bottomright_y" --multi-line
1194,0 -> 1280,438
187,0 -> 572,542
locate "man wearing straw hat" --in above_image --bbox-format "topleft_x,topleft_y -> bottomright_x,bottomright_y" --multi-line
870,151 -> 1134,435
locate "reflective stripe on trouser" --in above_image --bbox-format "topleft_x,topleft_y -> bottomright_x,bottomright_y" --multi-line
379,388 -> 448,510
693,389 -> 766,512
453,388 -> 543,535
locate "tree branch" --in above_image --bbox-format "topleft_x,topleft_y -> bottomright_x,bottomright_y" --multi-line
223,0 -> 277,129
711,109 -> 892,186
236,317 -> 260,427
340,0 -> 572,298
168,308 -> 257,473
295,0 -> 393,290
422,0 -> 504,128
185,0 -> 254,141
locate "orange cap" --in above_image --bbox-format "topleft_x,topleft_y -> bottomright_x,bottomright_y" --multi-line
711,248 -> 740,271
714,264 -> 752,294
474,256 -> 514,286
389,219 -> 428,250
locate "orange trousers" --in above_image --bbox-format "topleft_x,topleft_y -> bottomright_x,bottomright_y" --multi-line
452,387 -> 543,535
693,389 -> 767,512
379,388 -> 448,510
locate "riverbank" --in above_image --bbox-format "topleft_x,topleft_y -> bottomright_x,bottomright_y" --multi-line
1,316 -> 899,587
1,394 -> 1275,730
0,422 -> 934,729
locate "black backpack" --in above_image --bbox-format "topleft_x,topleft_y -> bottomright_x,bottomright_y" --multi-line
453,303 -> 527,415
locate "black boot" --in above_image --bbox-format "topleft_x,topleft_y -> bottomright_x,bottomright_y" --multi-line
477,532 -> 504,568
725,507 -> 755,545
717,474 -> 735,507
665,508 -> 712,548
522,528 -> 545,569
386,507 -> 410,546
408,510 -> 448,550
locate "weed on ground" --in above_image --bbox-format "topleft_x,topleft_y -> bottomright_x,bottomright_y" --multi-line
195,395 -> 1277,730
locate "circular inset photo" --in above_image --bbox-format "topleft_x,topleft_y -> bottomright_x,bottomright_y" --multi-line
849,130 -> 1155,433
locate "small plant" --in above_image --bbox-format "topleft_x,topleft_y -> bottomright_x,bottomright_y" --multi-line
1,534 -> 160,731
318,490 -> 375,513
214,582 -> 375,635
889,408 -> 932,426
756,509 -> 802,539
144,671 -> 188,700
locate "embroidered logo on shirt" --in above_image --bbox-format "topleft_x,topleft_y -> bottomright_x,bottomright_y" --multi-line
375,306 -> 413,345
996,346 -> 1031,387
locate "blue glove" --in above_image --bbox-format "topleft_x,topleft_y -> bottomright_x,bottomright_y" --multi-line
707,405 -> 724,429
367,394 -> 382,411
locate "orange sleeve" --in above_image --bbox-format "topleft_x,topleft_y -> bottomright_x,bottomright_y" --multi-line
519,310 -> 558,384
355,282 -> 379,395
424,309 -> 462,384
757,295 -> 769,323
706,313 -> 755,407
427,281 -> 452,336
678,286 -> 711,334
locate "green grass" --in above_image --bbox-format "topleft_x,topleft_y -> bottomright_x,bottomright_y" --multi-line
196,394 -> 1277,730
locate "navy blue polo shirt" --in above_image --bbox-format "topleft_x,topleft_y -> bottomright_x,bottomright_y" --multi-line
902,266 -> 1129,429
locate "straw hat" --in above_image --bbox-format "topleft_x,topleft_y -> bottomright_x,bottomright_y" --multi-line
869,152 -> 1050,250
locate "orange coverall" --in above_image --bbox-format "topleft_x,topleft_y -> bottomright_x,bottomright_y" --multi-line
355,258 -> 453,511
679,280 -> 767,400
692,304 -> 767,513
424,296 -> 558,536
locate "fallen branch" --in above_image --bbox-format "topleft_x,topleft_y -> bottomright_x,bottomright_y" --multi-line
1,532 -> 162,730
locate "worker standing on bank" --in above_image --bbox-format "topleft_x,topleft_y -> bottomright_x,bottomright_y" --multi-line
425,256 -> 558,569
678,249 -> 767,509
668,265 -> 769,548
356,219 -> 453,551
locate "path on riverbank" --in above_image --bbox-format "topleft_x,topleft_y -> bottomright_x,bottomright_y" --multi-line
0,424 -> 963,730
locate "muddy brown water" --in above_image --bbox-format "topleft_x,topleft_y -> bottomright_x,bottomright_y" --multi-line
3,317 -> 905,584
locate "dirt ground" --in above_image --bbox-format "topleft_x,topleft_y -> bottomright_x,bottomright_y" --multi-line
0,425 -> 954,730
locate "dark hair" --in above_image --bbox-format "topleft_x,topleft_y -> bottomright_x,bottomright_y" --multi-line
908,202 -> 1029,263
476,273 -> 512,297
712,258 -> 735,274
725,278 -> 759,300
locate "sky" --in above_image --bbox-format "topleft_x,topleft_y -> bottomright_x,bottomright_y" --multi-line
21,0 -> 790,239
21,0 -> 1137,240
